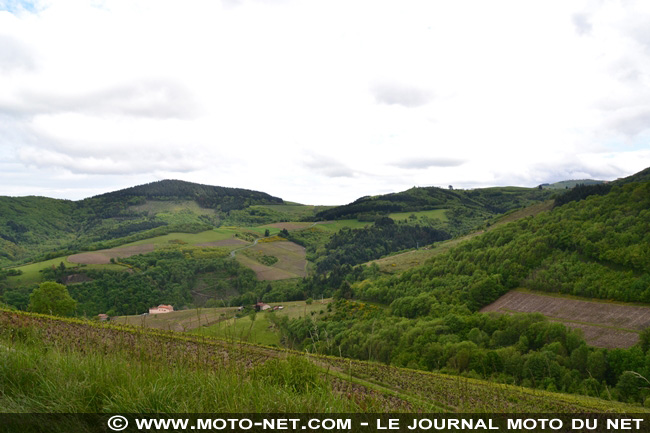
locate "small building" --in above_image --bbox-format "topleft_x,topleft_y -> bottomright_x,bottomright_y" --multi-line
149,304 -> 174,314
97,313 -> 109,321
255,302 -> 271,311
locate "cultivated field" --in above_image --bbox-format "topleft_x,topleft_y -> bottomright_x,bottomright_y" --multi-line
481,290 -> 650,348
68,244 -> 156,265
235,239 -> 307,280
192,299 -> 332,345
112,306 -> 237,332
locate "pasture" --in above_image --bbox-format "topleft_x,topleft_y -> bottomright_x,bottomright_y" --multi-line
480,290 -> 650,348
6,256 -> 125,287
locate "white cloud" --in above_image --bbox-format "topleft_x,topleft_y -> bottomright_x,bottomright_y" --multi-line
0,0 -> 648,204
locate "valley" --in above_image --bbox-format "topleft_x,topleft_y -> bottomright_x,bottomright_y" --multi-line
1,169 -> 650,411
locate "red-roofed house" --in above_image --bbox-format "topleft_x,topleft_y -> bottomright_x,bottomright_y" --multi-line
149,304 -> 174,314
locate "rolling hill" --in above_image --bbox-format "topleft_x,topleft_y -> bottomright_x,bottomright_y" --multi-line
3,169 -> 650,413
314,185 -> 553,231
270,167 -> 650,405
0,179 -> 284,266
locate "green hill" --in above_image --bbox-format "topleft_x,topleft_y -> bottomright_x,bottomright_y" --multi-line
0,180 -> 284,266
272,167 -> 650,405
315,185 -> 553,235
540,179 -> 605,189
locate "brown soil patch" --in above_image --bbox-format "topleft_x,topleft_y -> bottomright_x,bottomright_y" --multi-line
481,290 -> 650,348
68,244 -> 155,265
196,238 -> 249,247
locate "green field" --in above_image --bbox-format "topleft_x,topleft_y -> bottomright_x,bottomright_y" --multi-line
6,257 -> 126,287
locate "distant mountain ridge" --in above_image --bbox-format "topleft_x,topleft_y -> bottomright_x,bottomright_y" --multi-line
315,185 -> 553,227
90,179 -> 283,209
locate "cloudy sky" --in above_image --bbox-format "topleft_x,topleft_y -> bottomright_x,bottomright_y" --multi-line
1,0 -> 649,204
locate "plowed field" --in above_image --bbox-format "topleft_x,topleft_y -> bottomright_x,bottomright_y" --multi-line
68,244 -> 155,265
481,290 -> 650,348
235,240 -> 307,280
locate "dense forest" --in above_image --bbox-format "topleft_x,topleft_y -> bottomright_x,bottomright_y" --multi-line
88,179 -> 283,212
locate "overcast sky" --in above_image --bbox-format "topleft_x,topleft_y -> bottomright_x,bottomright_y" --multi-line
1,0 -> 649,204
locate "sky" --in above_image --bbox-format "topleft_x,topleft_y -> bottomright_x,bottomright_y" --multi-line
1,0 -> 649,205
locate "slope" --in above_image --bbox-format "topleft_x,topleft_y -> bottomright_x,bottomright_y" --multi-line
0,179 -> 284,266
1,309 -> 643,413
315,185 -> 553,234
270,167 -> 650,405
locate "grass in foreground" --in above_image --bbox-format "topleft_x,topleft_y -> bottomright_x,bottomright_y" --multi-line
1,309 -> 645,414
0,339 -> 364,413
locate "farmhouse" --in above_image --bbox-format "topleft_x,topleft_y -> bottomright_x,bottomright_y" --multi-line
97,313 -> 109,321
149,304 -> 174,314
255,302 -> 271,311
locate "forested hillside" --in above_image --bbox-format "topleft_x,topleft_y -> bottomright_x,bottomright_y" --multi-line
315,185 -> 552,231
273,169 -> 650,404
88,179 -> 283,212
